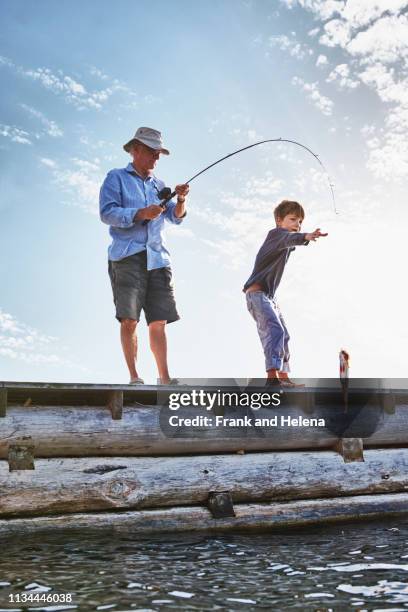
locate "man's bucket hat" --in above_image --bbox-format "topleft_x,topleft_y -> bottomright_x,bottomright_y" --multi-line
123,127 -> 170,155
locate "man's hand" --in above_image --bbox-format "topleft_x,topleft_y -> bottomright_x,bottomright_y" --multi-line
135,204 -> 163,222
174,184 -> 189,219
175,184 -> 189,202
305,228 -> 328,242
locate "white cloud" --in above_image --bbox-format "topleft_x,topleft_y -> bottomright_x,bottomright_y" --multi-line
316,54 -> 328,66
40,157 -> 57,168
292,76 -> 334,115
354,63 -> 408,178
347,14 -> 408,64
279,0 -> 298,7
190,166 -> 326,267
360,124 -> 376,137
326,63 -> 359,89
166,225 -> 195,238
41,157 -> 103,214
281,0 -> 408,25
247,129 -> 260,141
280,0 -> 344,20
192,193 -> 274,268
342,0 -> 408,28
268,33 -> 314,59
320,18 -> 351,47
244,173 -> 285,198
0,124 -> 32,145
64,76 -> 86,95
294,0 -> 408,36
0,308 -> 63,365
0,308 -> 89,371
1,107 -> 63,147
358,63 -> 408,105
89,66 -> 110,80
388,106 -> 408,132
365,131 -> 408,179
0,55 -> 129,111
20,104 -> 63,137
23,67 -> 117,109
0,55 -> 14,67
281,1 -> 408,182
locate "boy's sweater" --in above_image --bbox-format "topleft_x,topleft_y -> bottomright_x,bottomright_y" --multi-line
243,227 -> 308,298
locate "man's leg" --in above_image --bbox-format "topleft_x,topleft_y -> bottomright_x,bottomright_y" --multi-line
109,253 -> 148,383
148,320 -> 171,383
145,266 -> 180,384
120,318 -> 140,382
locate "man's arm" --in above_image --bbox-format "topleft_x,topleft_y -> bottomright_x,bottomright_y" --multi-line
99,171 -> 138,228
165,183 -> 189,223
174,184 -> 189,218
134,205 -> 163,222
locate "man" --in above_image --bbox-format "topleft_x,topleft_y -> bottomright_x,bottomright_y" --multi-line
99,127 -> 189,385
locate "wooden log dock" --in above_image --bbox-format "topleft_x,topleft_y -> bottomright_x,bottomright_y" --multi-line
0,380 -> 407,536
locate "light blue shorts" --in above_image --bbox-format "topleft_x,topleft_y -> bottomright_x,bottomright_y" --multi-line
246,291 -> 290,372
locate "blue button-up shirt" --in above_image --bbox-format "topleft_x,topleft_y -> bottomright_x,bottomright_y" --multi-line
99,163 -> 185,269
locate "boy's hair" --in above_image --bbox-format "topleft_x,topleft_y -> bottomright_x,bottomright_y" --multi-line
274,200 -> 305,222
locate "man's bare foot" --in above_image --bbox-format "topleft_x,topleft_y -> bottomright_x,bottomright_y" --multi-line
129,376 -> 144,385
158,378 -> 180,386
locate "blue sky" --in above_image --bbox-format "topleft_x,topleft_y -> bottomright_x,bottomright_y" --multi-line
1,0 -> 408,383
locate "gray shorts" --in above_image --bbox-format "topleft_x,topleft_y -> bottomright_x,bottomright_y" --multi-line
108,251 -> 180,325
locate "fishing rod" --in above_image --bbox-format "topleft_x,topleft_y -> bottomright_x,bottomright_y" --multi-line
143,138 -> 337,225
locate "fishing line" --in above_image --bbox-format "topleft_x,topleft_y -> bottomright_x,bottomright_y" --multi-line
149,138 -> 337,219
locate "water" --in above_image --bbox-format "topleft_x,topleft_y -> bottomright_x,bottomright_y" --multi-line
0,519 -> 407,611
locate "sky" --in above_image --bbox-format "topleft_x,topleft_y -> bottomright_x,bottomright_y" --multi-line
1,0 -> 407,384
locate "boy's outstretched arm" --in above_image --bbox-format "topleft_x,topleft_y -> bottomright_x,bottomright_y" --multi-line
305,228 -> 328,242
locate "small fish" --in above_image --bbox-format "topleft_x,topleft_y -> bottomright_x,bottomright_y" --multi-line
339,349 -> 350,413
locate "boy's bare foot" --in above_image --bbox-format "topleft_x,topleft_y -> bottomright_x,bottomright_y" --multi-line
278,372 -> 304,387
265,367 -> 281,387
279,376 -> 305,387
265,377 -> 282,387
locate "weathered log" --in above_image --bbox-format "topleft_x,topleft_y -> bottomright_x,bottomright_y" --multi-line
0,492 -> 407,537
0,449 -> 407,517
1,401 -> 407,457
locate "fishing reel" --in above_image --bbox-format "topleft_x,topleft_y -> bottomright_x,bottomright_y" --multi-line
157,187 -> 172,202
142,187 -> 175,226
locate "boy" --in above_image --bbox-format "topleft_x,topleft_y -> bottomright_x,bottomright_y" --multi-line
243,200 -> 327,385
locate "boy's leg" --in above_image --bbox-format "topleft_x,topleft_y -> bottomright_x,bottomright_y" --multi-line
246,292 -> 286,378
275,304 -> 304,386
275,302 -> 291,375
